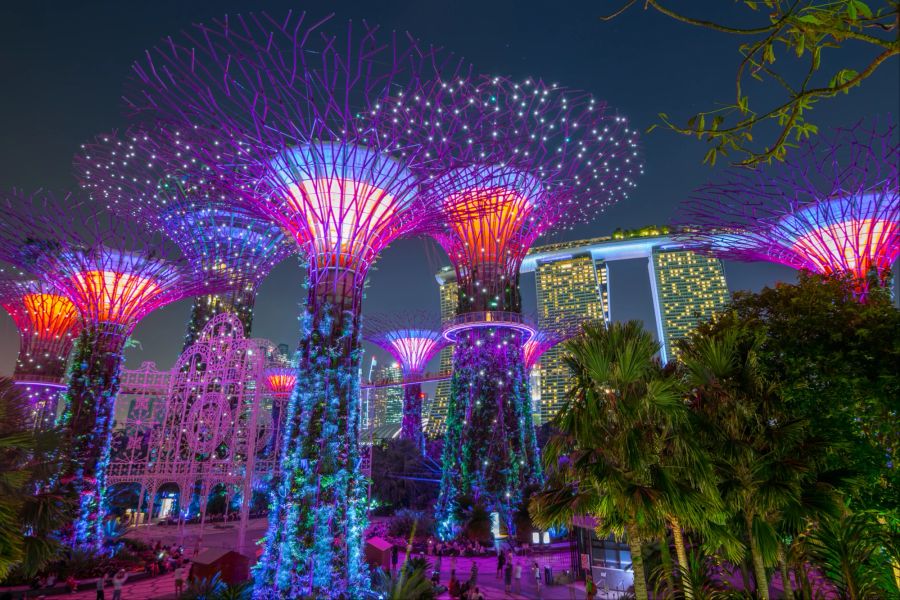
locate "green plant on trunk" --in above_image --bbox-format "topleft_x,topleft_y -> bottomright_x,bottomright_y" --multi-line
530,321 -> 707,600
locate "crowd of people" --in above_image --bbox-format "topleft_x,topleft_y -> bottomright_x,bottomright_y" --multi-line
391,540 -> 570,600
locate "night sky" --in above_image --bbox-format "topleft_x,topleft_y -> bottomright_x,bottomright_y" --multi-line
0,1 -> 897,380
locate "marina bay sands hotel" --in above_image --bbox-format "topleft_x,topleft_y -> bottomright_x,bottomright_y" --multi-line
426,229 -> 730,435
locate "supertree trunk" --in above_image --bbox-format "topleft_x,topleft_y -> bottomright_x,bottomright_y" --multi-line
58,323 -> 129,550
182,285 -> 258,351
14,337 -> 70,427
253,270 -> 368,599
401,382 -> 426,453
435,325 -> 538,537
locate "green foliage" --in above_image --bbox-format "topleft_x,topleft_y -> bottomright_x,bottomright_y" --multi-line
797,509 -> 900,599
651,549 -> 736,599
0,377 -> 70,580
603,1 -> 899,165
212,581 -> 253,600
687,272 -> 900,510
183,573 -> 227,600
374,565 -> 436,600
531,321 -> 704,600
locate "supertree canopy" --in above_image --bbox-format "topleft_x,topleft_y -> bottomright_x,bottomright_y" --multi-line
0,189 -> 222,550
382,76 -> 642,535
0,277 -> 81,427
523,328 -> 566,371
266,367 -> 297,397
678,120 -> 899,299
127,13 -> 461,597
365,312 -> 448,452
74,130 -> 295,351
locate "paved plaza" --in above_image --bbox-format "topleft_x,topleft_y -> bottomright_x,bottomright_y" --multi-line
26,520 -> 622,600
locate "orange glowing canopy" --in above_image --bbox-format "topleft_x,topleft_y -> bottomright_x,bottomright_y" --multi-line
266,368 -> 297,395
70,270 -> 162,325
434,166 -> 549,268
21,292 -> 80,340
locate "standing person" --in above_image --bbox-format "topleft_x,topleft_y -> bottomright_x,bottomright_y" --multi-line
504,561 -> 513,593
174,564 -> 186,597
513,559 -> 523,593
111,570 -> 128,600
390,544 -> 399,575
450,554 -> 457,581
533,561 -> 542,596
433,553 -> 443,585
585,573 -> 597,600
469,560 -> 478,587
496,549 -> 506,578
95,573 -> 107,600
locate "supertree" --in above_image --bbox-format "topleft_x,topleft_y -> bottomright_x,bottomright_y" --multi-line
678,120 -> 899,300
522,328 -> 566,372
381,76 -> 642,535
364,312 -> 448,452
0,277 -> 81,427
74,130 -> 295,351
127,13 -> 462,597
0,190 -> 223,550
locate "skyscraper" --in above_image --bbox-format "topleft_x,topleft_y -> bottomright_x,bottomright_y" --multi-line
648,248 -> 729,363
371,362 -> 403,428
424,267 -> 457,437
526,230 -> 730,423
534,254 -> 610,422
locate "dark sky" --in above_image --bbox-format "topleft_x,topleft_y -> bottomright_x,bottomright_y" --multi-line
0,1 -> 897,378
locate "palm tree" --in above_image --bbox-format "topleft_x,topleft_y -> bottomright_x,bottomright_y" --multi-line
530,321 -> 705,600
0,377 -> 69,580
797,508 -> 899,600
680,329 -> 821,600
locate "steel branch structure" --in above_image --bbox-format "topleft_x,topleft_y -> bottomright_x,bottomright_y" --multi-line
678,120 -> 899,299
384,76 -> 642,534
0,189 -> 222,551
365,312 -> 447,452
523,327 -> 567,371
127,13 -> 462,597
74,130 -> 295,350
0,277 -> 81,427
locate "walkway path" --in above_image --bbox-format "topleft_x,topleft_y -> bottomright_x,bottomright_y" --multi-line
402,552 -> 626,600
59,572 -> 178,600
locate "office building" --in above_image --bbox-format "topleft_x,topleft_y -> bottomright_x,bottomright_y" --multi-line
424,267 -> 457,437
648,248 -> 729,363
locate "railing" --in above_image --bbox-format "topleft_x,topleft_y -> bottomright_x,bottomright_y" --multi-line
442,310 -> 537,342
361,370 -> 452,389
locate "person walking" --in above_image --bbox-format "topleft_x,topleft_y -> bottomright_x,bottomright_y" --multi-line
513,559 -> 523,593
111,570 -> 127,600
496,549 -> 506,578
533,561 -> 542,597
174,565 -> 186,597
390,544 -> 399,575
95,573 -> 107,600
585,573 -> 597,600
504,561 -> 513,593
